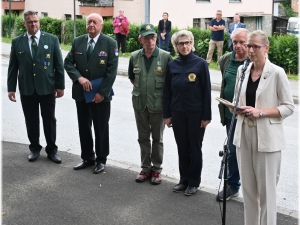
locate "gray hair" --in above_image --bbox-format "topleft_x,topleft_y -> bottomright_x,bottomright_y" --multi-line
231,28 -> 249,39
171,30 -> 195,54
23,11 -> 38,21
248,30 -> 269,46
86,13 -> 103,24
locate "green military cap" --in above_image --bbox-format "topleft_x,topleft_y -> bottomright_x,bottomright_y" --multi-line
139,23 -> 156,37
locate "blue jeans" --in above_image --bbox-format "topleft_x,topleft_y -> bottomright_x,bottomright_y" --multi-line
158,33 -> 170,51
225,118 -> 241,190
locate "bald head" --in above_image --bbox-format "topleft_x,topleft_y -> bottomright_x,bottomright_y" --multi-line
86,13 -> 104,38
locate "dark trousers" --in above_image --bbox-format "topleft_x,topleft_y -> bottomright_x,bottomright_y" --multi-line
116,33 -> 126,53
225,118 -> 241,190
20,91 -> 57,154
172,111 -> 205,187
75,100 -> 110,164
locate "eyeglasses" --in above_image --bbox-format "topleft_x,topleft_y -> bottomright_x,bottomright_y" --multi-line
177,41 -> 191,46
246,44 -> 267,51
26,20 -> 39,24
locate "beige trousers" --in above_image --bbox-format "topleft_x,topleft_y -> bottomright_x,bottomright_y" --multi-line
236,118 -> 281,225
206,39 -> 224,64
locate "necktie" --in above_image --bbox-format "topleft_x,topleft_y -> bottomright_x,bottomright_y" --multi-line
31,36 -> 37,58
86,39 -> 94,61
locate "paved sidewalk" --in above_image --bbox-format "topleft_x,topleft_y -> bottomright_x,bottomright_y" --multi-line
2,141 -> 298,225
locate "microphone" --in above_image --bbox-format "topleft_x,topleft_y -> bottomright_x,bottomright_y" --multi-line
241,59 -> 250,73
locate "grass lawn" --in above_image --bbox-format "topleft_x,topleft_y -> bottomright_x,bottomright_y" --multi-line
2,38 -> 298,80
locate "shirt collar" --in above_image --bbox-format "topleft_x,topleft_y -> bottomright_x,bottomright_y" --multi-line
141,47 -> 159,57
27,30 -> 41,39
88,33 -> 100,44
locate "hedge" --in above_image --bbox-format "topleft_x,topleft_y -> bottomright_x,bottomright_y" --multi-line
2,15 -> 298,74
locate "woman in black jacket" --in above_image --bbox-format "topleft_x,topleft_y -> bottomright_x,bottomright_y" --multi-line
158,12 -> 171,51
163,30 -> 211,196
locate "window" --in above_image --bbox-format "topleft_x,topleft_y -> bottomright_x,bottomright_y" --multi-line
76,15 -> 83,19
193,18 -> 201,27
41,12 -> 48,17
229,0 -> 241,2
65,14 -> 72,20
196,0 -> 210,2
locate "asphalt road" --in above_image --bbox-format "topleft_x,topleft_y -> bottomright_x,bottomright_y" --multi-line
1,44 -> 299,220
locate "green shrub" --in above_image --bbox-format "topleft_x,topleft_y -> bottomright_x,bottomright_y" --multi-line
2,14 -> 18,37
2,15 -> 298,74
268,34 -> 298,74
39,17 -> 62,42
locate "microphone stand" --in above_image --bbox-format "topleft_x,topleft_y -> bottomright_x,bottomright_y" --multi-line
218,60 -> 249,225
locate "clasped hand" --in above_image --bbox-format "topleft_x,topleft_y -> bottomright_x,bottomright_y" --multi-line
230,106 -> 260,118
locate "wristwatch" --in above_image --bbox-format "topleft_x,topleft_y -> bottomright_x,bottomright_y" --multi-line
259,109 -> 263,117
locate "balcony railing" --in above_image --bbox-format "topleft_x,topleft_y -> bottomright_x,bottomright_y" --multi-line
2,0 -> 25,2
79,0 -> 114,7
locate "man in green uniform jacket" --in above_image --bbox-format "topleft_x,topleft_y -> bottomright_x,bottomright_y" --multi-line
128,23 -> 172,185
64,13 -> 118,174
7,10 -> 65,164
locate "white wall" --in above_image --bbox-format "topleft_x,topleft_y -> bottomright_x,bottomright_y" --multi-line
113,0 -> 145,25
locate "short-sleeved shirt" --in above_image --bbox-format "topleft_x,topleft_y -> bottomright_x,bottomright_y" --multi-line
210,19 -> 226,41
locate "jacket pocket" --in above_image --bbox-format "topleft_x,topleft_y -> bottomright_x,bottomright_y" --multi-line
269,117 -> 283,124
131,88 -> 142,110
48,73 -> 54,78
155,76 -> 164,89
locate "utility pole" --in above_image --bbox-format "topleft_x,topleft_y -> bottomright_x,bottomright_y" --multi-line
145,0 -> 150,23
74,0 -> 76,38
8,0 -> 12,38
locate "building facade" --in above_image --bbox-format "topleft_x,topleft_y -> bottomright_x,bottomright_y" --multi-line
2,0 -> 279,35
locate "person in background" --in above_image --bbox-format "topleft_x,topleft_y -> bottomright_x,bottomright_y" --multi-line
216,28 -> 249,202
158,12 -> 172,52
113,9 -> 129,55
128,23 -> 172,185
231,30 -> 294,224
7,10 -> 65,163
163,30 -> 211,196
64,13 -> 118,174
206,10 -> 226,66
227,14 -> 246,51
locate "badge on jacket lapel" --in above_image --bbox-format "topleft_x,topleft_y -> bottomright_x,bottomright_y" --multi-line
100,60 -> 105,64
46,54 -> 50,58
44,45 -> 48,49
188,73 -> 196,82
154,66 -> 164,75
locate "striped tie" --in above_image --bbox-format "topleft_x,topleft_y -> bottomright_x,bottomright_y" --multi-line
31,36 -> 37,58
86,39 -> 94,61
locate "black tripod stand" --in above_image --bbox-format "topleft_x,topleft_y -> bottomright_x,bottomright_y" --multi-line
218,59 -> 250,225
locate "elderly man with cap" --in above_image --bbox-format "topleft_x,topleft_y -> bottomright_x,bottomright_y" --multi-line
128,23 -> 172,185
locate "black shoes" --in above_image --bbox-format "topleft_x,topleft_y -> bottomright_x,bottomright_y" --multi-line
47,153 -> 61,164
28,151 -> 40,162
184,186 -> 198,196
73,160 -> 95,170
216,185 -> 239,202
93,163 -> 105,174
173,184 -> 187,193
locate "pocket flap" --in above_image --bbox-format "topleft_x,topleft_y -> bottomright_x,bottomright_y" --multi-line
269,117 -> 283,124
131,89 -> 140,96
154,92 -> 162,98
48,73 -> 54,78
155,76 -> 164,83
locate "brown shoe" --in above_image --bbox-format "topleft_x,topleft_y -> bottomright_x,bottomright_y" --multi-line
135,171 -> 151,183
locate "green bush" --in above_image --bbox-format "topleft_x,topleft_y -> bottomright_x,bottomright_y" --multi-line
2,15 -> 298,74
2,14 -> 18,37
62,19 -> 86,44
39,17 -> 62,42
268,34 -> 298,74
